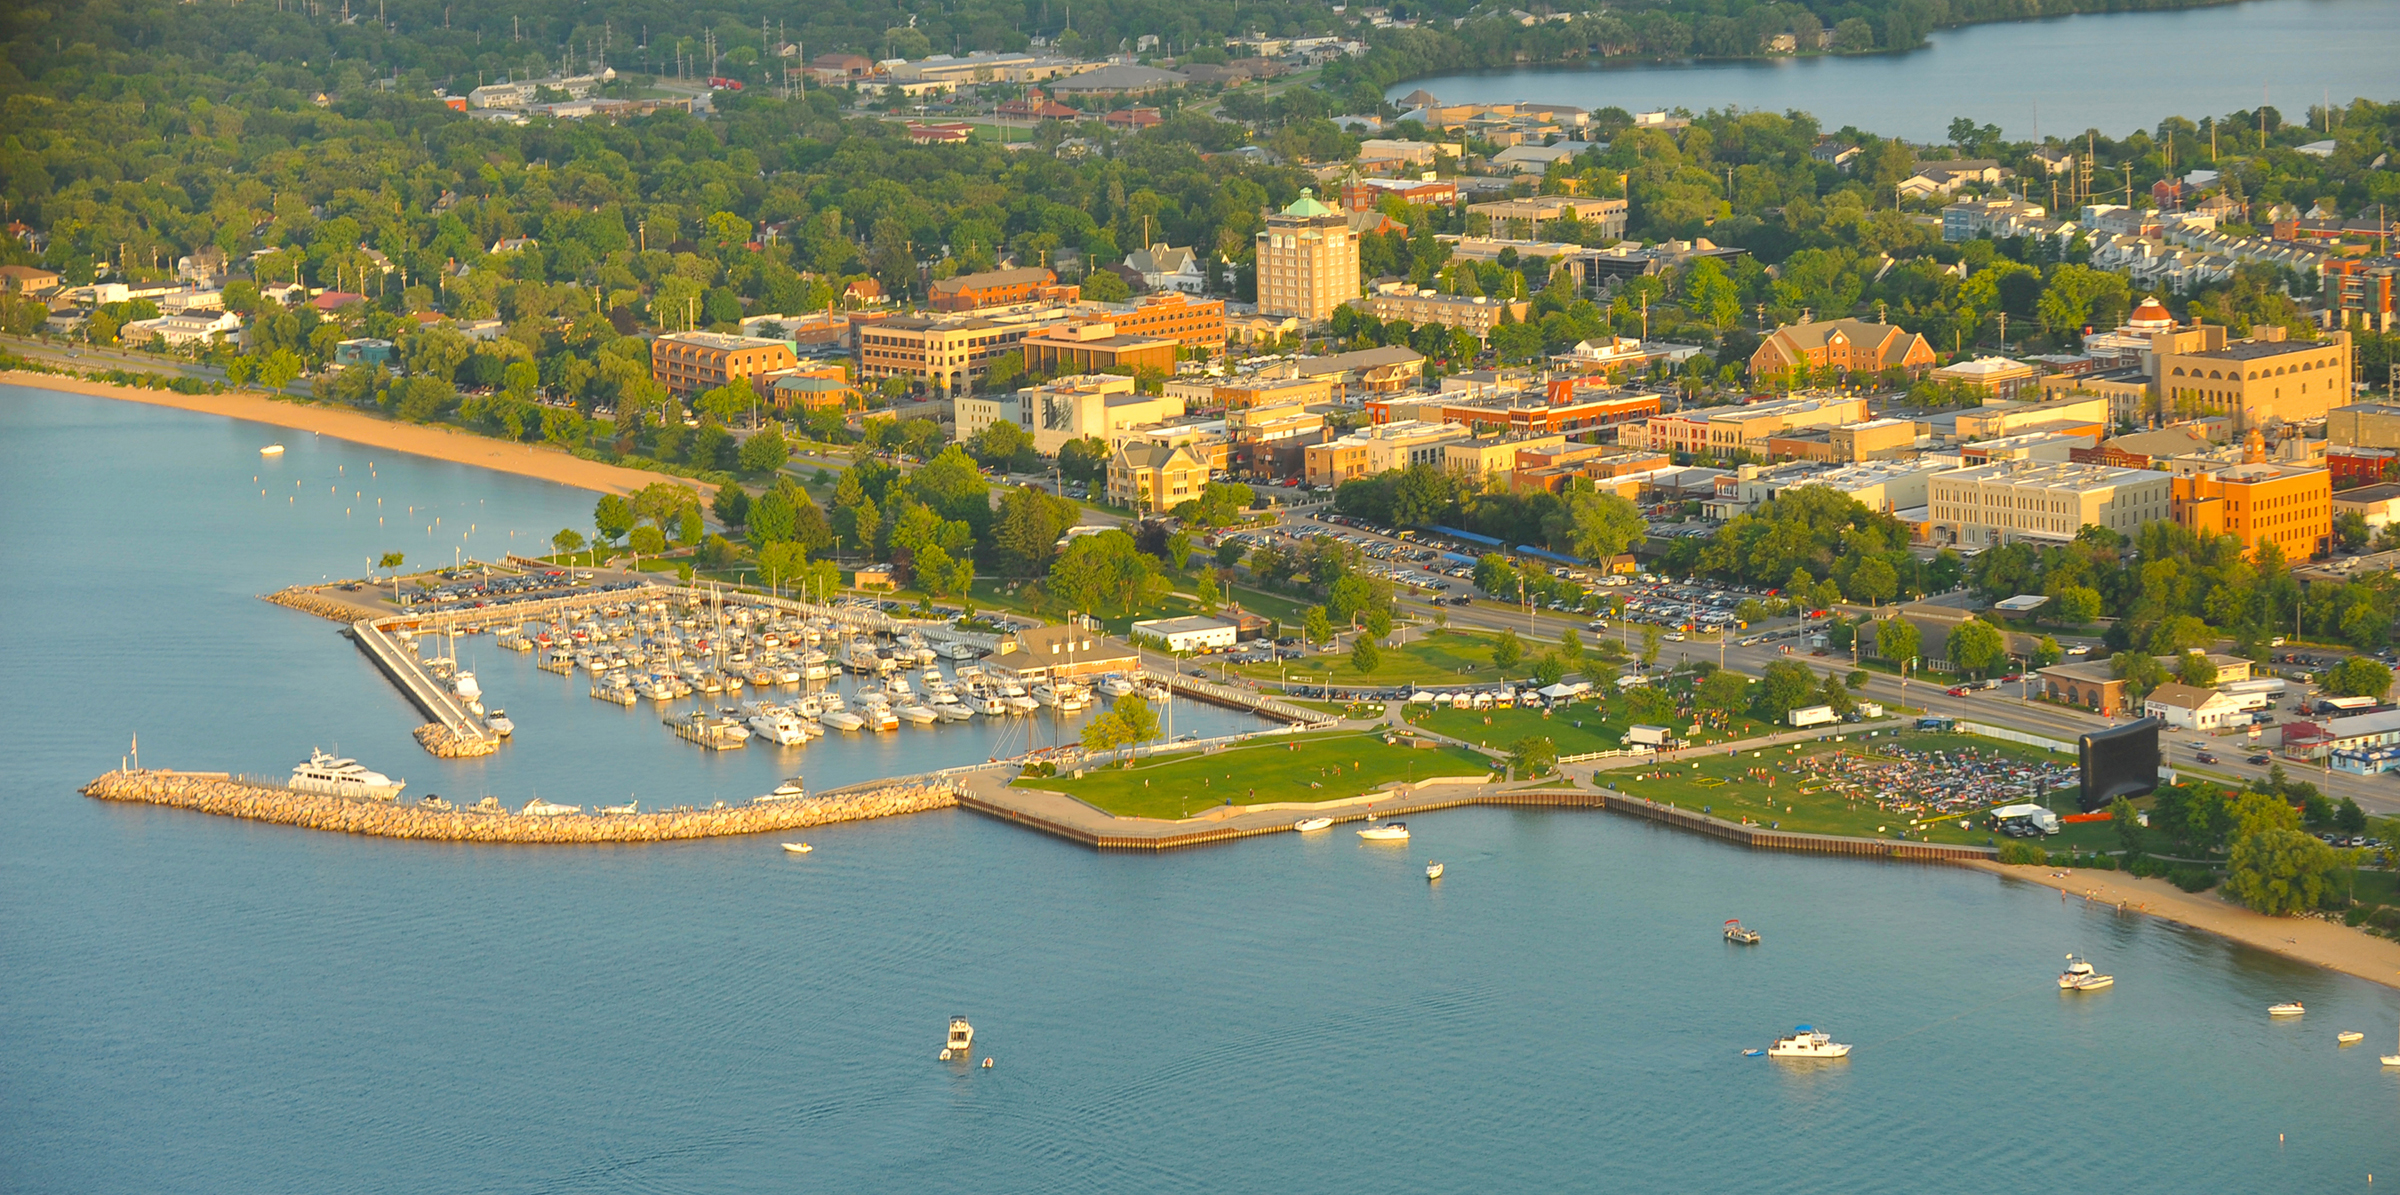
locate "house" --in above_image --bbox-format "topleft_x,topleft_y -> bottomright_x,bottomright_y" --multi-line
1897,159 -> 2009,199
309,291 -> 366,313
1810,142 -> 1862,170
997,93 -> 1079,121
489,236 -> 539,254
1103,107 -> 1161,130
117,311 -> 244,347
842,278 -> 884,307
808,53 -> 874,83
853,563 -> 896,590
1046,64 -> 1189,98
904,121 -> 975,145
2144,681 -> 2243,731
987,619 -> 1141,682
333,337 -> 395,367
0,264 -> 61,294
1123,243 -> 1205,294
1488,140 -> 1604,173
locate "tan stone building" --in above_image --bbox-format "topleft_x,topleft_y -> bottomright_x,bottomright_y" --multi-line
1927,460 -> 2173,548
2158,329 -> 2354,427
1107,441 -> 1211,513
1353,289 -> 1531,339
1255,190 -> 1360,322
1930,356 -> 2040,401
855,314 -> 1049,392
1444,433 -> 1566,483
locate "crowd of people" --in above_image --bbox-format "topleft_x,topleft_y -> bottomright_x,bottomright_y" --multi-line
1793,742 -> 2076,818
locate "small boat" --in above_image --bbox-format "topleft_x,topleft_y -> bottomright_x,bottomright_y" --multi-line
259,444 -> 285,455
754,778 -> 807,804
1357,821 -> 1409,842
597,800 -> 639,815
1425,862 -> 1444,881
781,842 -> 813,854
521,797 -> 581,817
1097,674 -> 1136,697
1293,817 -> 1334,833
1724,919 -> 1761,945
820,709 -> 866,732
2384,1023 -> 2400,1067
2059,953 -> 2113,991
895,703 -> 939,724
484,709 -> 514,737
2270,1002 -> 2306,1017
1741,1048 -> 1766,1057
452,670 -> 481,700
944,1017 -> 975,1060
2338,1031 -> 2365,1045
1767,1026 -> 1851,1059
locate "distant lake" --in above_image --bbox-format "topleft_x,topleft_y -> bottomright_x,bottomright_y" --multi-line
1389,0 -> 2400,143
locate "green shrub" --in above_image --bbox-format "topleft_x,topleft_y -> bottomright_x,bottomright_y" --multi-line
2169,867 -> 2218,893
1997,840 -> 2049,865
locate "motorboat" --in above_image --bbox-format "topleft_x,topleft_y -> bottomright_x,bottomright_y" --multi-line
1031,683 -> 1061,708
2383,1023 -> 2400,1067
484,709 -> 514,737
2270,1002 -> 2306,1017
930,698 -> 974,721
895,703 -> 939,725
756,778 -> 807,803
289,750 -> 406,799
972,693 -> 1008,717
1724,919 -> 1762,945
418,796 -> 454,812
781,842 -> 813,854
820,708 -> 866,732
260,443 -> 285,455
2339,1031 -> 2366,1045
941,1017 -> 975,1061
1425,862 -> 1444,881
1097,674 -> 1136,698
2058,954 -> 2113,991
1767,1027 -> 1851,1059
521,797 -> 581,817
597,800 -> 639,815
1357,821 -> 1410,842
1293,817 -> 1334,833
451,670 -> 481,701
749,711 -> 811,746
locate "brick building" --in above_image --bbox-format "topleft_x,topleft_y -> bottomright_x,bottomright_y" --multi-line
1750,318 -> 1936,382
928,266 -> 1077,312
650,332 -> 798,396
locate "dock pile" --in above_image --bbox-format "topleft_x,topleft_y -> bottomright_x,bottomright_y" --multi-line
81,769 -> 959,844
412,723 -> 500,758
264,586 -> 383,622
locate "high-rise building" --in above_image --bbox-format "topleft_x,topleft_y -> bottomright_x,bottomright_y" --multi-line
1255,189 -> 1359,322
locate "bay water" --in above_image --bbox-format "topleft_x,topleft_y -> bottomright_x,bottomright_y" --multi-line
1390,0 -> 2400,143
4,385 -> 2397,1192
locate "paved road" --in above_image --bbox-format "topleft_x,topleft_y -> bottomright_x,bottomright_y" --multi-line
3,333 -> 231,383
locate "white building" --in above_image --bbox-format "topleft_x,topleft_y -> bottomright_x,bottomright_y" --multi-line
1927,460 -> 2172,548
118,311 -> 243,347
2143,682 -> 2243,731
1123,244 -> 1205,294
1130,615 -> 1239,653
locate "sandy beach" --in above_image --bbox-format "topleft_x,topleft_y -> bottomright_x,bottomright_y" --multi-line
2,371 -> 703,497
1968,860 -> 2400,993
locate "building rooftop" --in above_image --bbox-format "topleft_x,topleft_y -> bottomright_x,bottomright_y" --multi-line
1936,460 -> 2170,491
2334,483 -> 2400,505
1131,615 -> 1236,635
2185,338 -> 2335,361
655,331 -> 789,350
2145,682 -> 2226,710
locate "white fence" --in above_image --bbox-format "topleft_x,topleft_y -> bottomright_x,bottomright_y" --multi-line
1956,720 -> 2076,755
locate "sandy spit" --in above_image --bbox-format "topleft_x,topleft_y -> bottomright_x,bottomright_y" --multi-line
2,371 -> 704,497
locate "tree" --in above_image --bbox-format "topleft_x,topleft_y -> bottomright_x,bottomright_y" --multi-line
377,551 -> 405,574
994,486 -> 1080,575
755,541 -> 808,592
2111,649 -> 2166,703
1848,557 -> 1898,606
594,494 -> 636,545
2336,510 -> 2370,552
551,528 -> 585,560
1875,614 -> 1920,667
1509,735 -> 1558,779
1303,605 -> 1333,646
737,424 -> 790,477
1756,659 -> 1818,721
1083,269 -> 1132,302
2055,585 -> 2103,625
1494,628 -> 1523,670
2227,803 -> 2347,917
1544,490 -> 1646,562
2324,656 -> 2393,699
1695,669 -> 1748,718
713,484 -> 751,529
1624,685 -> 1676,723
1531,652 -> 1567,686
629,525 -> 667,556
1352,637 -> 1383,675
969,418 -> 1035,471
2336,797 -> 2369,834
1112,695 -> 1161,749
1639,624 -> 1663,669
1558,629 -> 1584,667
2110,795 -> 2144,858
912,542 -> 975,599
1948,618 -> 2006,678
2032,635 -> 2063,668
2176,652 -> 2219,687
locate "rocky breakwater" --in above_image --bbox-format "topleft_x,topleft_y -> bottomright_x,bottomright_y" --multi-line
81,769 -> 959,844
413,723 -> 499,758
264,585 -> 384,622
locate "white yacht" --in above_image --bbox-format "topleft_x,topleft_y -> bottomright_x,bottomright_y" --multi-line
2058,954 -> 2114,991
749,710 -> 811,746
1097,674 -> 1135,698
521,797 -> 581,817
781,842 -> 813,853
895,702 -> 940,725
943,1017 -> 975,1060
289,750 -> 406,799
930,697 -> 974,721
1357,821 -> 1410,842
971,692 -> 1008,717
1767,1027 -> 1852,1059
756,778 -> 808,803
1031,683 -> 1062,708
820,707 -> 867,732
451,670 -> 481,701
1293,817 -> 1334,833
259,443 -> 285,455
2270,1002 -> 2306,1017
484,710 -> 514,737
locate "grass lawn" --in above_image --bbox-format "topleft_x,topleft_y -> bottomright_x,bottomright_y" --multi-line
1231,628 -> 1535,687
1016,729 -> 1494,819
1597,730 -> 2125,851
1401,677 -> 1777,756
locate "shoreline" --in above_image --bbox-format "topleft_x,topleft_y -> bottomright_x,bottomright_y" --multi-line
1966,860 -> 2400,994
1,370 -> 702,498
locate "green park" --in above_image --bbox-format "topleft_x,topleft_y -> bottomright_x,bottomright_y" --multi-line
1014,729 -> 1495,820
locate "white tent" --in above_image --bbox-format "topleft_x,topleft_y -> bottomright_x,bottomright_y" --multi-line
1537,681 -> 1591,699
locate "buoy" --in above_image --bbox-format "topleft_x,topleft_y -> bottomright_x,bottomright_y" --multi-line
981,1057 -> 993,1069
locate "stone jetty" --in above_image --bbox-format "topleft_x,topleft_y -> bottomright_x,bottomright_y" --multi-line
81,769 -> 958,844
264,585 -> 384,622
412,722 -> 499,758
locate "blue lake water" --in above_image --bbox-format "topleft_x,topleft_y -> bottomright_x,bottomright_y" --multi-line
5,384 -> 2399,1192
1391,0 -> 2400,143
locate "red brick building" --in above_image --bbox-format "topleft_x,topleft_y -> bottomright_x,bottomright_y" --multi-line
927,267 -> 1077,312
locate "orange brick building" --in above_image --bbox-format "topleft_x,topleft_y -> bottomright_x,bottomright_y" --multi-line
1749,318 -> 1936,381
1087,292 -> 1226,352
650,332 -> 799,396
928,266 -> 1077,312
1019,322 -> 1179,375
2172,452 -> 2332,562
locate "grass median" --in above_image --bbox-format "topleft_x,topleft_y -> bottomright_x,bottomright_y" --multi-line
1014,728 -> 1496,820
